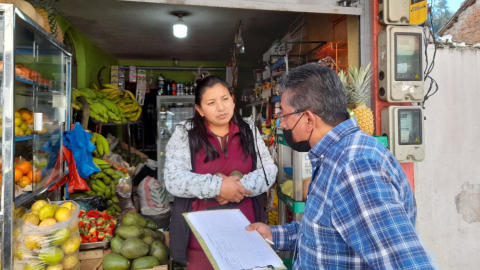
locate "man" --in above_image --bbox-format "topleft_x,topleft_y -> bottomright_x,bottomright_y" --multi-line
246,63 -> 435,269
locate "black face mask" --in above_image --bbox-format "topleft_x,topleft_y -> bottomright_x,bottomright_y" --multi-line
283,114 -> 313,152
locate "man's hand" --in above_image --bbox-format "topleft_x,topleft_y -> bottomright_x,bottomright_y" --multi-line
219,176 -> 252,203
246,222 -> 273,245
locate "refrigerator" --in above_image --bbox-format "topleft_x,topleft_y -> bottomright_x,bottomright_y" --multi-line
157,96 -> 195,201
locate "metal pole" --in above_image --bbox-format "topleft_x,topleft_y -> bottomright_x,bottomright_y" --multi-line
2,5 -> 16,270
127,123 -> 132,165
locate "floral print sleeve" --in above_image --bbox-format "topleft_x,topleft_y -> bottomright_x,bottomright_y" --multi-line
164,122 -> 224,199
240,120 -> 278,196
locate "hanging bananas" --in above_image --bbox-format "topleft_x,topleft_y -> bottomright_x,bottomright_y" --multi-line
72,84 -> 142,123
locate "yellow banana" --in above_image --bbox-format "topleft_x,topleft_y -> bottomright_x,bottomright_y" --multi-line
123,90 -> 135,100
103,83 -> 120,89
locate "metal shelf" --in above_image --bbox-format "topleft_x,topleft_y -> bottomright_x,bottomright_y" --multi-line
277,187 -> 305,214
6,132 -> 58,142
14,173 -> 69,207
15,76 -> 57,90
89,118 -> 142,126
242,99 -> 268,108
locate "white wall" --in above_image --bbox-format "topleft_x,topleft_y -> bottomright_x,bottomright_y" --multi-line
416,44 -> 480,270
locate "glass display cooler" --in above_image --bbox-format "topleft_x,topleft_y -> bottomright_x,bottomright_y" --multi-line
0,4 -> 72,268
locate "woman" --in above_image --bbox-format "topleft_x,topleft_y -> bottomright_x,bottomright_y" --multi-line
164,73 -> 277,269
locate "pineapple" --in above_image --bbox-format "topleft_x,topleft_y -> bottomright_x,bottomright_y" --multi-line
339,64 -> 374,135
34,7 -> 51,33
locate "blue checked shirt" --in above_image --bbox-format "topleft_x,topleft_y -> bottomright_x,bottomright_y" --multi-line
271,119 -> 435,269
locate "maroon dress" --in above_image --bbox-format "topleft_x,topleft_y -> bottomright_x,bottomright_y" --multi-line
186,121 -> 256,270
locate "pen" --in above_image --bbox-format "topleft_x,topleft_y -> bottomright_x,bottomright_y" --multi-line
264,238 -> 274,245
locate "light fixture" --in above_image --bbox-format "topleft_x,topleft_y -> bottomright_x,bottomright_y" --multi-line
173,13 -> 188,38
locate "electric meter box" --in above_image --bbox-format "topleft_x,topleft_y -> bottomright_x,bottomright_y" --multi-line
379,0 -> 427,25
378,26 -> 424,103
381,106 -> 425,162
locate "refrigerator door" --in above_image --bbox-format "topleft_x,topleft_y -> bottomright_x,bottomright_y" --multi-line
156,96 -> 195,187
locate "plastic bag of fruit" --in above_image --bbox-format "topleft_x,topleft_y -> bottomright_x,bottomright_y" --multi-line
13,200 -> 82,270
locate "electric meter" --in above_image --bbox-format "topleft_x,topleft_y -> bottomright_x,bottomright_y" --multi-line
379,0 -> 427,25
381,106 -> 425,162
378,26 -> 424,103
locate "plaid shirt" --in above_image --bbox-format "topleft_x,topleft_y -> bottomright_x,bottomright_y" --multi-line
271,119 -> 435,269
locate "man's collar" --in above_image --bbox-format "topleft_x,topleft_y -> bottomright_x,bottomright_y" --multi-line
309,118 -> 360,159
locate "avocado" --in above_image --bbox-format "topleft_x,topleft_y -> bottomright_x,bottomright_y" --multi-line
143,236 -> 154,245
122,213 -> 147,228
102,253 -> 130,270
131,256 -> 160,270
120,238 -> 150,259
111,236 -> 125,254
154,231 -> 166,243
229,170 -> 244,178
143,228 -> 156,238
146,220 -> 157,230
116,225 -> 144,239
149,241 -> 170,262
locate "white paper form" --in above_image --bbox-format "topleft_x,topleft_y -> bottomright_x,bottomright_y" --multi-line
185,209 -> 283,270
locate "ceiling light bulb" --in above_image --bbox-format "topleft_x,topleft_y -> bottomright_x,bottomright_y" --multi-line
173,16 -> 187,38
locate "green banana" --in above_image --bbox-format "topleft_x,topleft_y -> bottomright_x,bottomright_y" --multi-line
103,176 -> 112,185
104,188 -> 111,199
94,171 -> 107,179
96,180 -> 107,189
99,164 -> 111,169
93,157 -> 109,165
104,168 -> 116,176
107,111 -> 120,120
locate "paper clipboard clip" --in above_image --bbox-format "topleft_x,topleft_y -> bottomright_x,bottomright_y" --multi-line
240,265 -> 275,270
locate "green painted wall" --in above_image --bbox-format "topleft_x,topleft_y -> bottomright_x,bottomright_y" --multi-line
118,60 -> 227,84
56,16 -> 118,89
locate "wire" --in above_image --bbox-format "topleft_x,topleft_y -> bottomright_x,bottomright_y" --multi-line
422,3 -> 439,109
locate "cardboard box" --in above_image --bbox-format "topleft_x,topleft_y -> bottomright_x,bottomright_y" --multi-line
119,141 -> 149,159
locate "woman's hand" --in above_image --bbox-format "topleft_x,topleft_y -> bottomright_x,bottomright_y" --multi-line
215,180 -> 244,205
219,176 -> 252,203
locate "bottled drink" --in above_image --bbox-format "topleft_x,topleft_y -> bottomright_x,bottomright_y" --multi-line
172,81 -> 177,96
166,80 -> 171,95
158,75 -> 165,95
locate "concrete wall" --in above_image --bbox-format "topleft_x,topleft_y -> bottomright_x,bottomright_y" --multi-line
415,45 -> 480,269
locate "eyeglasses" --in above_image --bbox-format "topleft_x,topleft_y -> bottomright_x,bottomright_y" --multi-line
277,110 -> 303,122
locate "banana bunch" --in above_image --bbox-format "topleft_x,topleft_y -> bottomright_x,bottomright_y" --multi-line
71,84 -> 142,123
100,84 -> 142,122
91,132 -> 110,157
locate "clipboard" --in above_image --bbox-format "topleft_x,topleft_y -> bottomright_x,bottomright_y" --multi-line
183,209 -> 287,270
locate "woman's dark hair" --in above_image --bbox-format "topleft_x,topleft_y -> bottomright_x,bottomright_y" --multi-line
187,75 -> 255,163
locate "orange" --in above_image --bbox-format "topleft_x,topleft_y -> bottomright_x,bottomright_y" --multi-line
14,168 -> 23,182
0,174 -> 2,184
14,108 -> 19,112
16,160 -> 32,175
17,175 -> 32,188
21,112 -> 32,121
27,118 -> 34,125
27,170 -> 42,183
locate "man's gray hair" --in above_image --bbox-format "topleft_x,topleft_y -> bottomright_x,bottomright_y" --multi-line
278,63 -> 347,126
